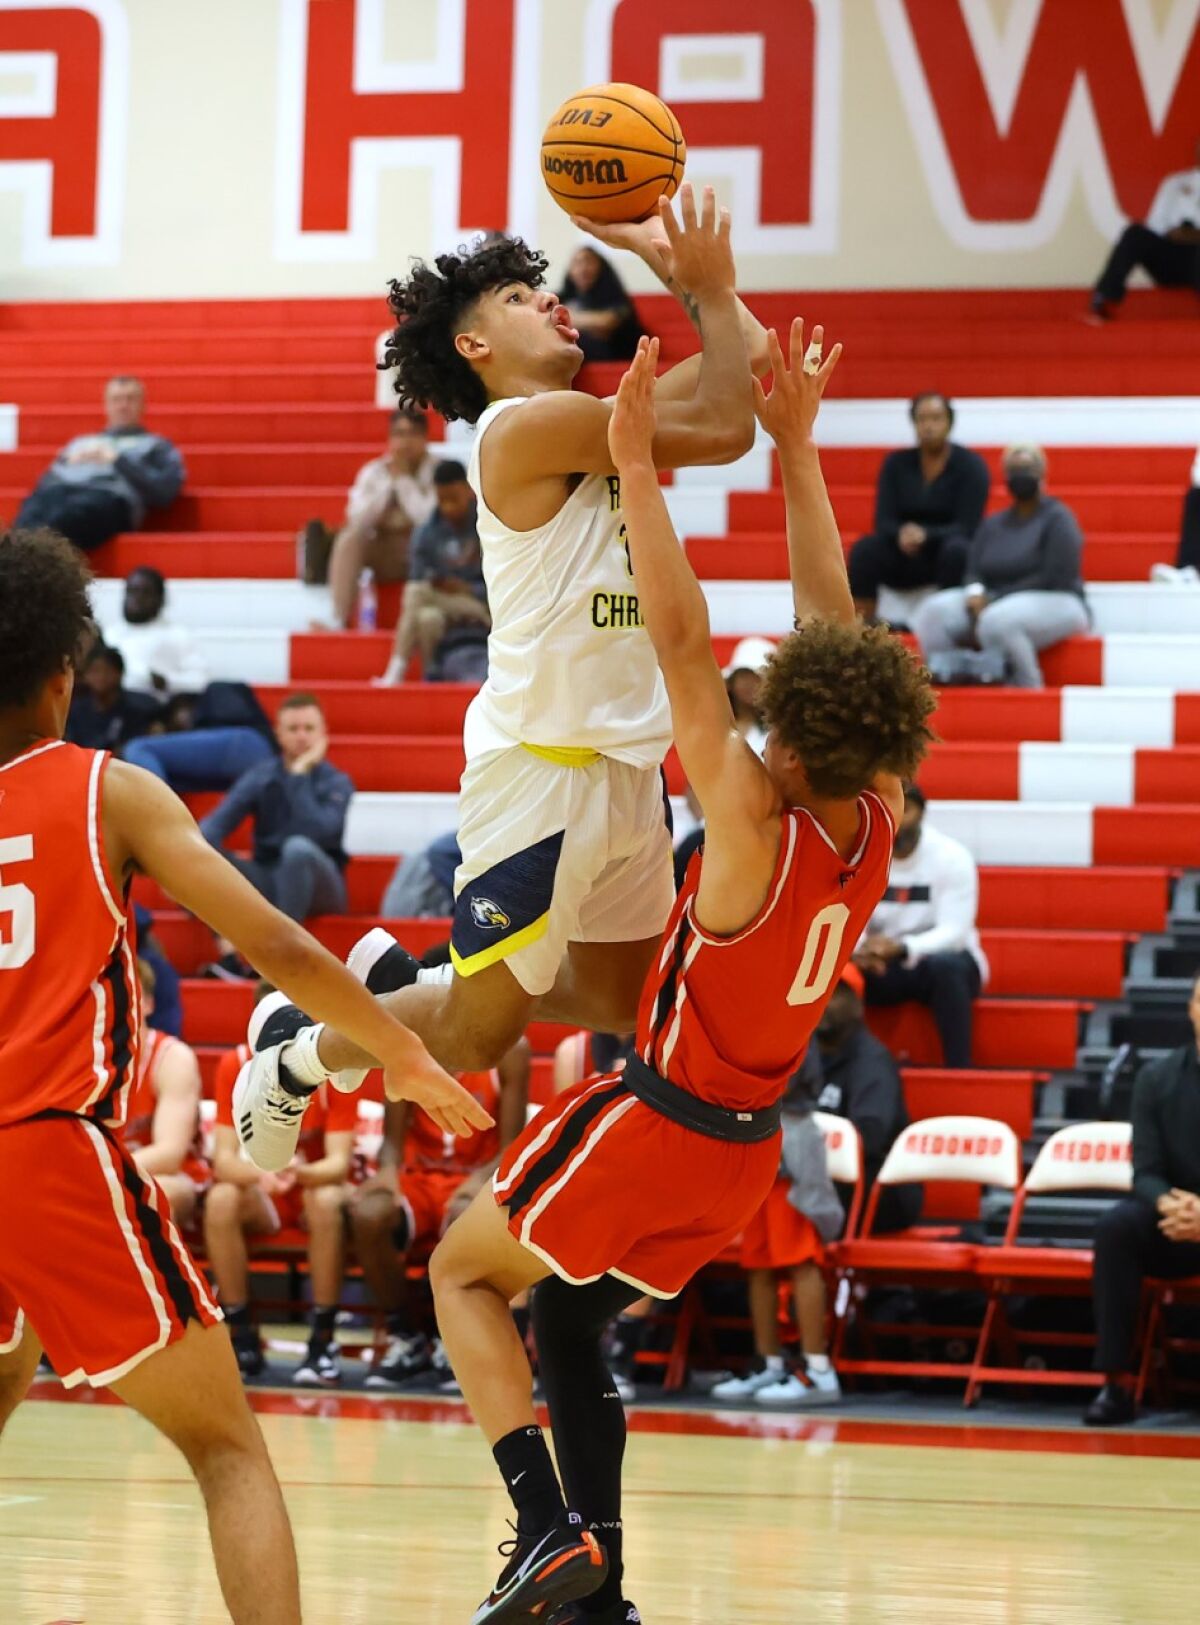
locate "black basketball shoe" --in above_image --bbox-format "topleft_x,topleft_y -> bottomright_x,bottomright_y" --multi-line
345,926 -> 422,995
469,1511 -> 607,1624
547,1601 -> 641,1623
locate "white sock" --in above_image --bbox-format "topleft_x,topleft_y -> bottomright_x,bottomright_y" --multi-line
764,1354 -> 785,1374
281,1025 -> 330,1087
416,964 -> 454,986
806,1353 -> 831,1375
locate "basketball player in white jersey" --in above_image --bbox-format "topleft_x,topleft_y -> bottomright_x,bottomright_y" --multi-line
238,187 -> 772,1151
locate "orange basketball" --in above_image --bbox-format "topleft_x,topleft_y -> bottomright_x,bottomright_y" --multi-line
541,82 -> 686,223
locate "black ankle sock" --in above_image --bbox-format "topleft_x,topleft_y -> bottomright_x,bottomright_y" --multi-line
385,1311 -> 411,1338
225,1302 -> 252,1332
492,1425 -> 565,1536
310,1305 -> 337,1345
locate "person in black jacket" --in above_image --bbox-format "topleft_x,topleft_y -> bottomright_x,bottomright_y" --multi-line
557,246 -> 644,362
848,393 -> 990,621
1085,969 -> 1200,1426
814,969 -> 921,1234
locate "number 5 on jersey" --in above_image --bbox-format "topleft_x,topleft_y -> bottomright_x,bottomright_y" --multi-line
787,902 -> 850,1006
0,835 -> 35,970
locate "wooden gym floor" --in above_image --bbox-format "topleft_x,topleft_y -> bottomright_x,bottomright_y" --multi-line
3,1382 -> 1199,1624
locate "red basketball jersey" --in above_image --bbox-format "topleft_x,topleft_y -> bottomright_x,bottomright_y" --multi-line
404,1068 -> 502,1175
0,741 -> 140,1129
635,791 -> 896,1113
122,1028 -> 209,1184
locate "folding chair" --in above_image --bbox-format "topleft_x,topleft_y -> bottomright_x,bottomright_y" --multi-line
660,1112 -> 864,1391
967,1120 -> 1131,1406
831,1115 -> 1022,1388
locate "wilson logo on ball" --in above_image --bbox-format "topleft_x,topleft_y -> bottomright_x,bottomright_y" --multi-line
543,154 -> 628,187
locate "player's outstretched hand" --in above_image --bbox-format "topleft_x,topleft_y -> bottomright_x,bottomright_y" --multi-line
659,183 -> 734,302
608,335 -> 660,469
384,1043 -> 495,1138
753,318 -> 842,450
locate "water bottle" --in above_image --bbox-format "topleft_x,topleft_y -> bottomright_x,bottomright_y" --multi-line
357,567 -> 378,633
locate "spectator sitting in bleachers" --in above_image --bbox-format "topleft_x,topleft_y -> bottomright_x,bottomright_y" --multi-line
65,642 -> 161,752
205,1014 -> 359,1383
847,393 -> 989,623
1085,968 -> 1200,1427
327,407 -> 439,629
912,444 -> 1089,689
101,565 -> 208,699
348,1015 -> 530,1389
14,375 -> 185,552
201,692 -> 352,923
381,829 -> 461,918
710,1045 -> 843,1408
1150,445 -> 1200,585
377,460 -> 491,685
121,960 -> 207,1227
854,784 -> 988,1069
1089,136 -> 1200,321
814,968 -> 921,1234
557,245 -> 644,362
124,680 -> 276,791
134,904 -> 183,1037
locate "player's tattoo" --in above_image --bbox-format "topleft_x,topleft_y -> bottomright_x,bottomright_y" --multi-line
668,277 -> 702,335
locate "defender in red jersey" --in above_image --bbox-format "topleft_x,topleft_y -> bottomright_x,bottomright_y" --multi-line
426,324 -> 937,1624
0,530 -> 490,1625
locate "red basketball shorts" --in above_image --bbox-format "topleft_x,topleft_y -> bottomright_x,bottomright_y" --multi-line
494,1074 -> 780,1298
399,1168 -> 463,1247
738,1175 -> 825,1271
0,1116 -> 221,1388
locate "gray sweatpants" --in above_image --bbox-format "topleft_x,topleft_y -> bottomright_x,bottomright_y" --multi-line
913,588 -> 1089,688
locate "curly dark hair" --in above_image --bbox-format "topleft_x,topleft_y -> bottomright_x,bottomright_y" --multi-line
758,620 -> 936,799
0,528 -> 94,710
381,236 -> 549,424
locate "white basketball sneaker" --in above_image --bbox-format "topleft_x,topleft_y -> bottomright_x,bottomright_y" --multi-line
756,1364 -> 842,1407
232,1044 -> 316,1173
709,1363 -> 787,1402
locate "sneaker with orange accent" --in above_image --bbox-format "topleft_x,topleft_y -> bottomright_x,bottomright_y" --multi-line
470,1510 -> 607,1624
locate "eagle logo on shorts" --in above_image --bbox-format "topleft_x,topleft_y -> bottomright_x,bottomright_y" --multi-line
470,896 -> 511,931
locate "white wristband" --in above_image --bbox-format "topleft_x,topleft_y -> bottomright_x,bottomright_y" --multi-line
281,1023 -> 330,1087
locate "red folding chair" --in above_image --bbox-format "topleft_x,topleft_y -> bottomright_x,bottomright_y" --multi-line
832,1115 -> 1022,1388
967,1121 -> 1132,1406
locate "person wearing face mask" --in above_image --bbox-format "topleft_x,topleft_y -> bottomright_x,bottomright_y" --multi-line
853,785 -> 988,1069
912,444 -> 1089,689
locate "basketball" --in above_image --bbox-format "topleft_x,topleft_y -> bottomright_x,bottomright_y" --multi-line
541,82 -> 686,223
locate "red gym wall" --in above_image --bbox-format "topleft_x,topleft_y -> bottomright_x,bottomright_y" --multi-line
1,0 -> 1198,301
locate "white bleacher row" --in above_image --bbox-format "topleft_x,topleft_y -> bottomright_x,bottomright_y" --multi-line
344,792 -> 1100,868
87,577 -> 1200,690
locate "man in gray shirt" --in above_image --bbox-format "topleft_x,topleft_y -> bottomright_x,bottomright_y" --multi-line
912,443 -> 1089,687
378,459 -> 491,684
16,376 -> 186,552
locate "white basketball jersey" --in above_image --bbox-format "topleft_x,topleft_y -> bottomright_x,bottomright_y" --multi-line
463,397 -> 672,768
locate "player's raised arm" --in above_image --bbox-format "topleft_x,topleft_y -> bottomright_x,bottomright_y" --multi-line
609,340 -> 778,896
102,761 -> 492,1140
754,318 -> 852,626
490,185 -> 754,475
569,206 -> 772,392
